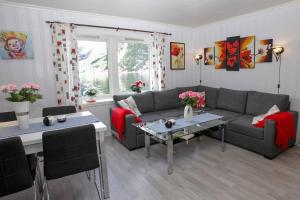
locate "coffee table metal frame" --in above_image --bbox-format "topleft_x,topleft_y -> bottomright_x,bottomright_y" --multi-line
134,116 -> 227,175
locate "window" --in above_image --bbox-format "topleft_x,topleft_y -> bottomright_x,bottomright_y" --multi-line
118,42 -> 150,92
78,40 -> 109,96
77,35 -> 150,100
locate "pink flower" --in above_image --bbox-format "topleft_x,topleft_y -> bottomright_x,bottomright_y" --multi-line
22,83 -> 40,90
6,84 -> 17,93
0,85 -> 6,92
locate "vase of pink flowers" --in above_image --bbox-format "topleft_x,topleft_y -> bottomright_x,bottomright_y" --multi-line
130,80 -> 145,93
0,83 -> 42,129
179,91 -> 200,121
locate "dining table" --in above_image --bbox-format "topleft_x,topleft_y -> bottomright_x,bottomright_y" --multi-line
0,111 -> 110,200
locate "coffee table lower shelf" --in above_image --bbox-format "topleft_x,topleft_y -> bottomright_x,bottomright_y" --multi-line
145,124 -> 226,175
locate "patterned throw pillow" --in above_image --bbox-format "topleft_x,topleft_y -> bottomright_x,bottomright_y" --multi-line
195,91 -> 206,108
252,105 -> 280,125
118,96 -> 142,117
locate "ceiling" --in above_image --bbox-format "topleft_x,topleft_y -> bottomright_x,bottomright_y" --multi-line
5,0 -> 295,27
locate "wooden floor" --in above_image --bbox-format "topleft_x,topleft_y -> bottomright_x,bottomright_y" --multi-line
3,136 -> 300,200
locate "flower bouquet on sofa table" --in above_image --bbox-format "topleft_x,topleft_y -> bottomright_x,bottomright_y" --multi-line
130,80 -> 145,93
179,91 -> 205,121
0,83 -> 42,129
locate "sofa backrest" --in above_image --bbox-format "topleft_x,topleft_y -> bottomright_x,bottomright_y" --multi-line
217,88 -> 248,114
198,85 -> 219,109
113,91 -> 155,113
177,85 -> 199,94
246,91 -> 290,116
153,89 -> 181,111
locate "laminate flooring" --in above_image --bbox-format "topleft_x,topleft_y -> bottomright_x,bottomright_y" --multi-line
3,136 -> 300,200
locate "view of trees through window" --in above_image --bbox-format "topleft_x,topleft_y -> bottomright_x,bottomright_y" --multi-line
78,38 -> 150,97
78,40 -> 109,95
118,42 -> 150,92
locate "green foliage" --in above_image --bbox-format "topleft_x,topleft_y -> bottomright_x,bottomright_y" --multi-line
119,43 -> 149,72
6,88 -> 42,103
181,97 -> 197,107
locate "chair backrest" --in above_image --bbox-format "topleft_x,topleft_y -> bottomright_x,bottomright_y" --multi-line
42,124 -> 99,180
0,112 -> 16,123
42,106 -> 76,117
0,137 -> 33,197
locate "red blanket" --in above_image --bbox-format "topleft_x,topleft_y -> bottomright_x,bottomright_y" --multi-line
255,112 -> 295,150
111,107 -> 142,140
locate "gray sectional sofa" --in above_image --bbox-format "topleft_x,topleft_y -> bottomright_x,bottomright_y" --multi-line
110,85 -> 298,159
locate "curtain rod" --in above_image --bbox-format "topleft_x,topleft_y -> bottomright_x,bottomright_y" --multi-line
45,21 -> 172,36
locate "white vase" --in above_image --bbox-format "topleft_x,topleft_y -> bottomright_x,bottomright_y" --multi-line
184,105 -> 193,122
13,101 -> 30,130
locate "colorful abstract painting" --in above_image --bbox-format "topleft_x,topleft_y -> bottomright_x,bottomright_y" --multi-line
214,40 -> 226,69
170,42 -> 185,70
0,31 -> 33,60
256,39 -> 273,63
226,36 -> 240,71
240,36 -> 255,69
204,47 -> 214,65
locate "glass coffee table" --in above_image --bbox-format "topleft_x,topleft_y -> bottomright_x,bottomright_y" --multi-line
133,112 -> 227,175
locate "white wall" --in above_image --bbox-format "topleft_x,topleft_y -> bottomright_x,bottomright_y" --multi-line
0,2 -> 199,129
192,0 -> 300,142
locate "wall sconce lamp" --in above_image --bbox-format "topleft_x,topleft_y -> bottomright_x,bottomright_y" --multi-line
272,46 -> 284,94
194,54 -> 203,84
272,46 -> 284,62
194,54 -> 203,65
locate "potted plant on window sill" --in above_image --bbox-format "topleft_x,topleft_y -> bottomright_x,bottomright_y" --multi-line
0,83 -> 42,129
84,88 -> 98,103
130,80 -> 145,93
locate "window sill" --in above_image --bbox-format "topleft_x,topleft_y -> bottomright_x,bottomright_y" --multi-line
82,98 -> 114,107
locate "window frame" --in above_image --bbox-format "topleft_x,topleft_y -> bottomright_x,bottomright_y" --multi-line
77,33 -> 151,101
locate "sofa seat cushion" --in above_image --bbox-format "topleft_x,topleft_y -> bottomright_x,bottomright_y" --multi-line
153,89 -> 181,111
113,91 -> 155,113
227,115 -> 264,140
198,86 -> 219,109
217,88 -> 248,113
140,112 -> 162,122
208,109 -> 241,121
246,91 -> 290,116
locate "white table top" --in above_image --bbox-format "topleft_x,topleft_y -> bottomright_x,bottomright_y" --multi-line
0,111 -> 107,154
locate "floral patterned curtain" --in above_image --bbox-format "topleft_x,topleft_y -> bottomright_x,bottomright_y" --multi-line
50,23 -> 81,110
150,33 -> 167,91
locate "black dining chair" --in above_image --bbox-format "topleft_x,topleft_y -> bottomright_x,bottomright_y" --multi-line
42,106 -> 76,117
0,137 -> 39,199
42,124 -> 101,200
0,111 -> 16,123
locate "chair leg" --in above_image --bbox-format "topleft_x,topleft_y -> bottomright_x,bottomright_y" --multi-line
35,156 -> 44,193
42,180 -> 50,200
86,171 -> 91,181
93,169 -> 101,200
33,181 -> 37,200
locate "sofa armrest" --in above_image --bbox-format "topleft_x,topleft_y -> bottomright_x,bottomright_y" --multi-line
123,114 -> 140,150
263,119 -> 277,158
289,110 -> 299,133
263,111 -> 298,158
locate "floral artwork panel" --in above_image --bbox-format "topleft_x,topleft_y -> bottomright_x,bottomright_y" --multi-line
204,47 -> 214,65
226,36 -> 240,71
255,39 -> 273,63
240,36 -> 255,69
170,42 -> 185,70
0,31 -> 34,60
215,40 -> 226,69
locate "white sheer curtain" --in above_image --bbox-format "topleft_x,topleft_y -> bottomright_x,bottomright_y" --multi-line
149,33 -> 167,91
50,23 -> 82,110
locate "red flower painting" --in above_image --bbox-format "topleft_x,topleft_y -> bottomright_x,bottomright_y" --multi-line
226,36 -> 240,71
